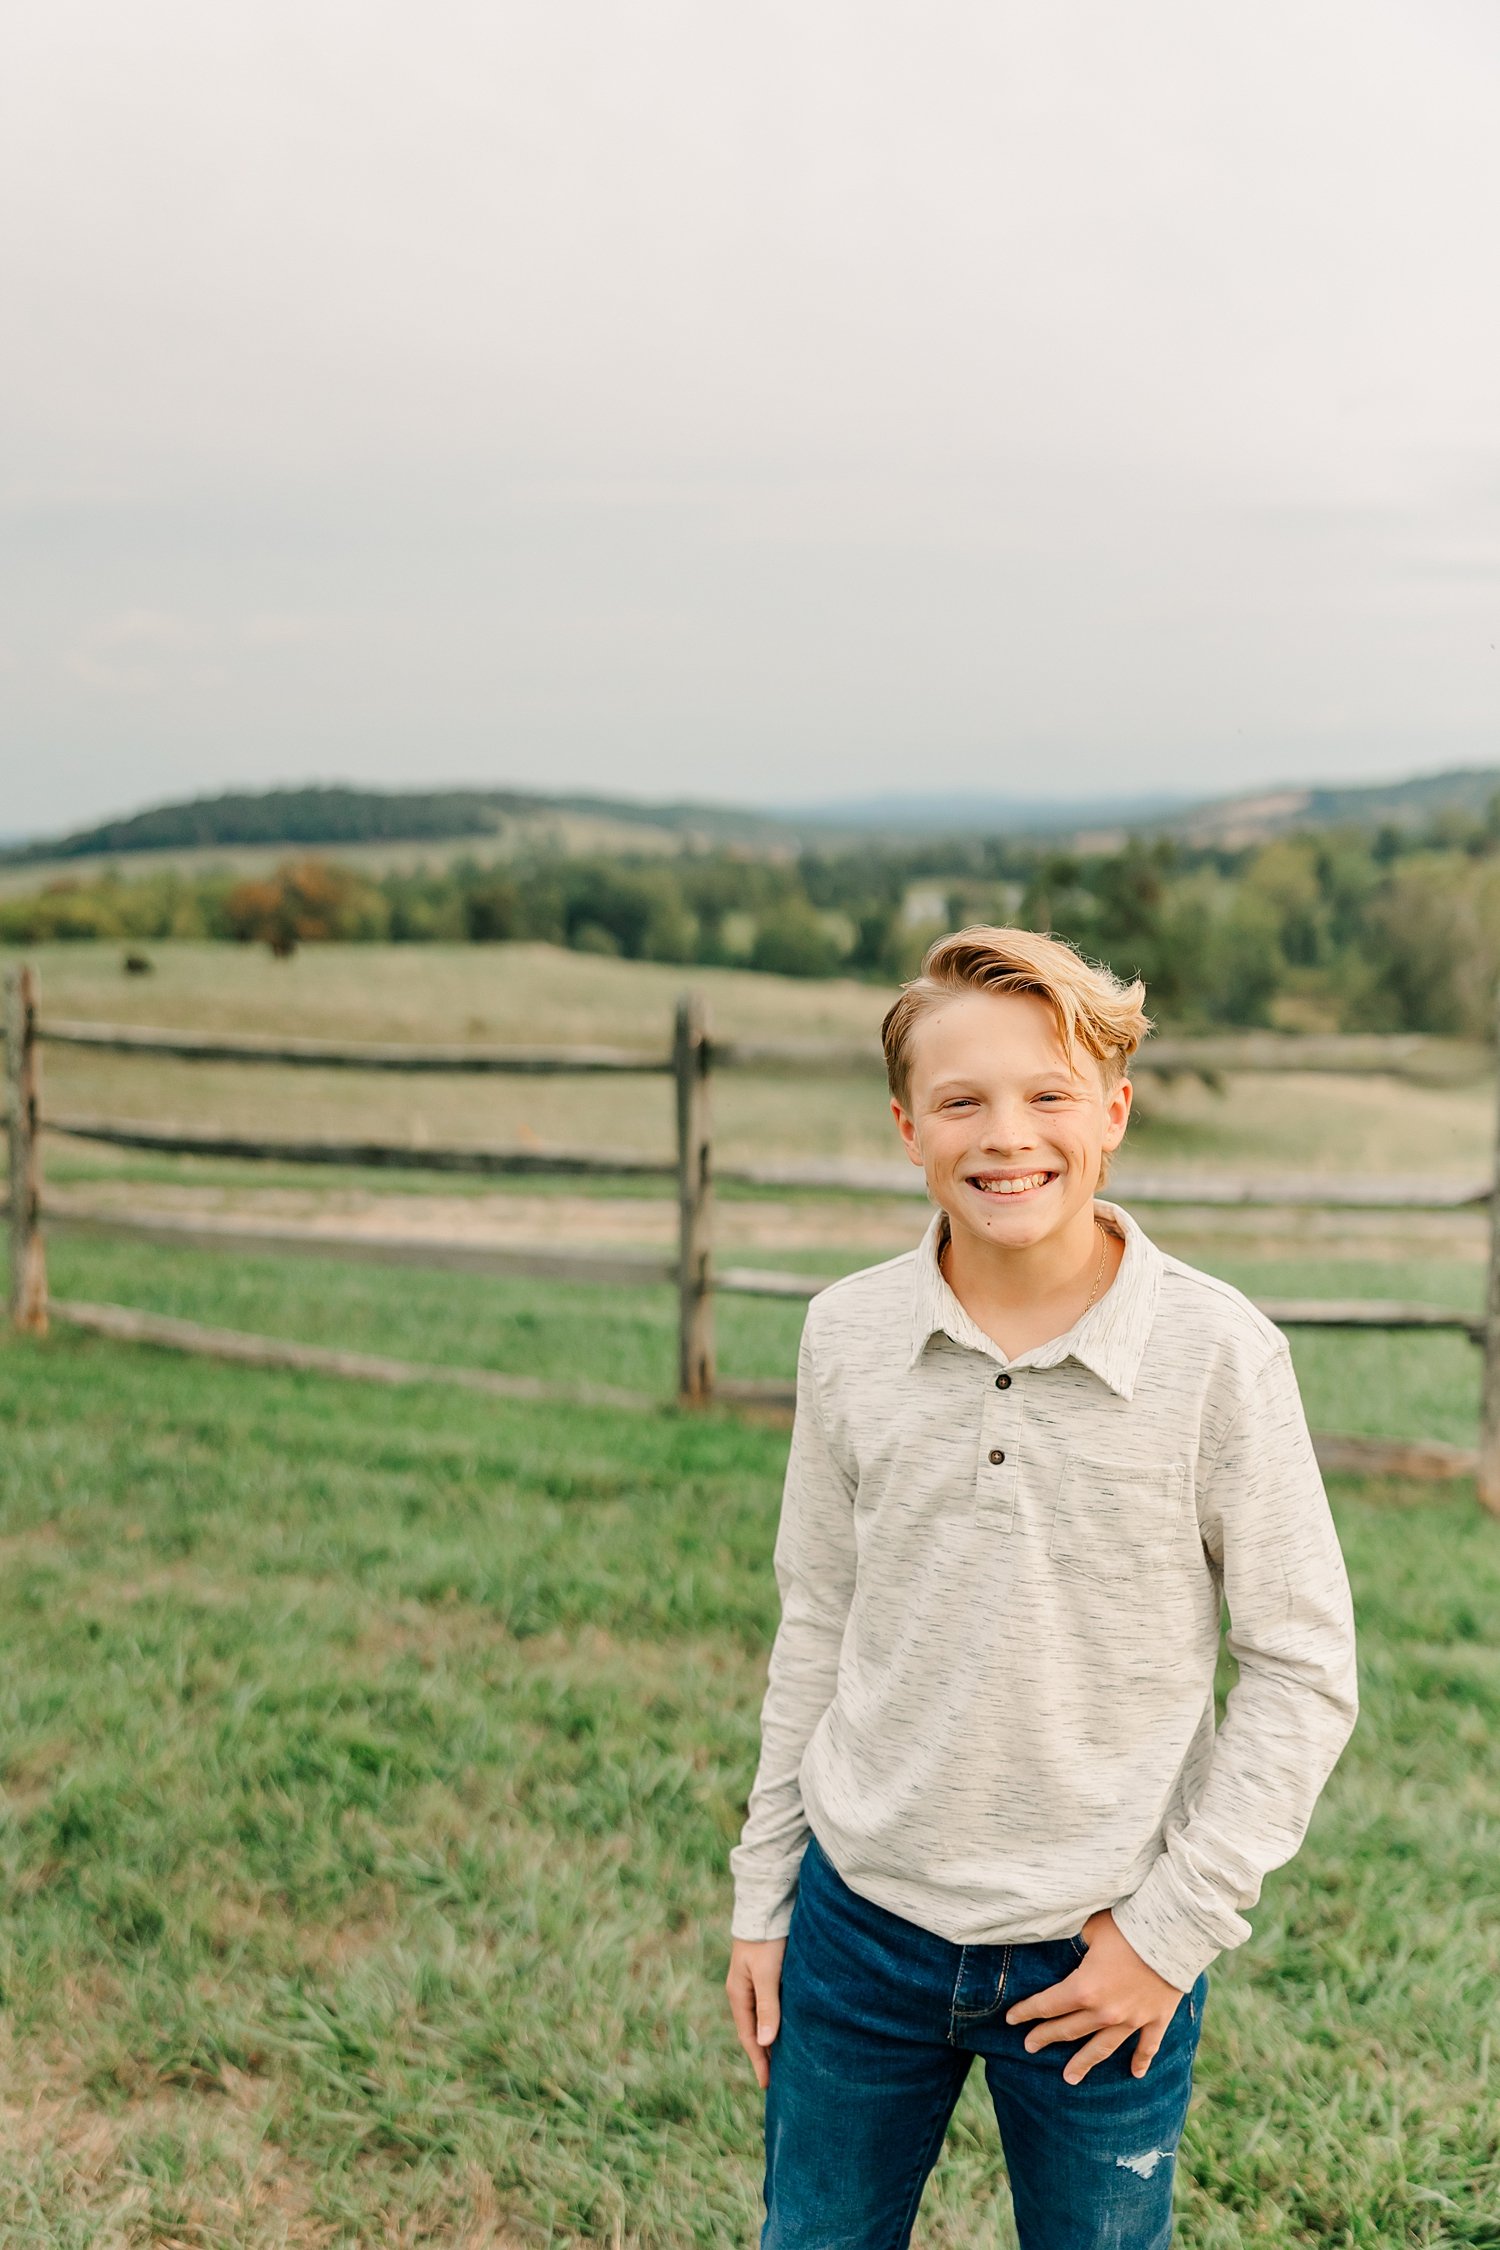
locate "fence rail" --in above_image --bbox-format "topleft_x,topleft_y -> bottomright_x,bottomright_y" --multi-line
5,1016 -> 1486,1084
43,1115 -> 681,1179
13,1200 -> 1491,1324
7,966 -> 1500,1506
35,1019 -> 674,1073
48,1297 -> 654,1411
19,1113 -> 1495,1210
700,1030 -> 1489,1083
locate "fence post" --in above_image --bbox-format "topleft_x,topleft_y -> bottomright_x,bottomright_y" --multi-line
1479,986 -> 1500,1516
674,991 -> 714,1404
5,963 -> 48,1335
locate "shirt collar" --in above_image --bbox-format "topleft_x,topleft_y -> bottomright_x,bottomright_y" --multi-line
906,1198 -> 1163,1400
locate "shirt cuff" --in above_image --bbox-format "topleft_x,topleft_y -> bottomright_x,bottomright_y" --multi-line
730,1908 -> 795,1943
730,1877 -> 799,1945
1112,1854 -> 1249,1991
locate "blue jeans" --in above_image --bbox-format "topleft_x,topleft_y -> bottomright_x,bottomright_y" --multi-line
763,1835 -> 1207,2250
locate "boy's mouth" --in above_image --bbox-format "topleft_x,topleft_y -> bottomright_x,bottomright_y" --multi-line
965,1169 -> 1058,1199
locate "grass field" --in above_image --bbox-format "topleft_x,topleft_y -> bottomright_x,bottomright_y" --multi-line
1,1281 -> 1498,2249
2,943 -> 1499,2243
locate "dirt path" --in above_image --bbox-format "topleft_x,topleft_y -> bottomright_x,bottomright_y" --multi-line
49,1179 -> 927,1253
47,1177 -> 1488,1266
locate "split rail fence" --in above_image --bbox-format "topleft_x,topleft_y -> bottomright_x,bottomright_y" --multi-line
6,961 -> 1500,1511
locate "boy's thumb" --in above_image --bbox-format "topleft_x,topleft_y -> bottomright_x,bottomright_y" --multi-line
752,1975 -> 781,2046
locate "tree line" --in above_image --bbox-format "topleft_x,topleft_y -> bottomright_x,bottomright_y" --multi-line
6,805 -> 1500,1037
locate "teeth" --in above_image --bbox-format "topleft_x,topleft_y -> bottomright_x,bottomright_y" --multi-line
972,1172 -> 1052,1195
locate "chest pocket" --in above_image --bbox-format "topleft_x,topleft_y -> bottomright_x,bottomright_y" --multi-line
1049,1452 -> 1188,1577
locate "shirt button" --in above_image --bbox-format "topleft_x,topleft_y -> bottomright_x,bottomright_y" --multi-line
988,1448 -> 1006,1465
994,1373 -> 1011,1390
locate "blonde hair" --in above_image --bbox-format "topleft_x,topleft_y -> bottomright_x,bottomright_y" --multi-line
882,925 -> 1152,1115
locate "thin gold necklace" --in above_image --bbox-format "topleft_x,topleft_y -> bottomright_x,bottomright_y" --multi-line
940,1216 -> 1110,1317
1081,1217 -> 1109,1315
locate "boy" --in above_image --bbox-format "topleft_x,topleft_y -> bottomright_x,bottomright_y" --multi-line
726,927 -> 1358,2250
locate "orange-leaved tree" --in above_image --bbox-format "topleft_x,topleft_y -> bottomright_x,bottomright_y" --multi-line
222,860 -> 390,956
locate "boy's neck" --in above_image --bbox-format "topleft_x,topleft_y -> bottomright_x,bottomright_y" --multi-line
938,1199 -> 1124,1360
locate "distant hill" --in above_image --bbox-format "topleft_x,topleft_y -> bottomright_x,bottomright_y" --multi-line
0,783 -> 793,868
0,787 -> 502,863
814,767 -> 1500,852
780,790 -> 1195,838
1158,766 -> 1500,849
782,769 -> 1500,848
8,764 -> 1500,874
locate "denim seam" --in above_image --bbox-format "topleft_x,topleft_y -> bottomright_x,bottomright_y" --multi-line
946,1949 -> 968,2045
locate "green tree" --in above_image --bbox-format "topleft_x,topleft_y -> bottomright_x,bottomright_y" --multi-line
749,902 -> 845,978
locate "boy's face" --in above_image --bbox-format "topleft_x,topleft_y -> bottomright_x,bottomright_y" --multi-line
891,989 -> 1132,1252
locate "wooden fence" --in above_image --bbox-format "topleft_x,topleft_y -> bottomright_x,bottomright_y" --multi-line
5,962 -> 1500,1508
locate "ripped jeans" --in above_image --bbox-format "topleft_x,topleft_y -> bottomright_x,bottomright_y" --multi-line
763,1834 -> 1206,2250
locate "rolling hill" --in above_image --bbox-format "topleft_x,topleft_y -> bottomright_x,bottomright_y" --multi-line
7,762 -> 1500,879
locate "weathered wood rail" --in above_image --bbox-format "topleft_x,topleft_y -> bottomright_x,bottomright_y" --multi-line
30,1018 -> 1492,1082
39,1297 -> 1482,1481
711,1030 -> 1487,1084
42,1115 -> 681,1179
36,1020 -> 675,1073
6,970 -> 1500,1504
25,1113 -> 1498,1209
8,1200 -> 1489,1322
48,1297 -> 654,1412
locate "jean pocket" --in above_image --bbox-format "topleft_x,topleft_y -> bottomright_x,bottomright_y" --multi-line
1068,1932 -> 1089,1963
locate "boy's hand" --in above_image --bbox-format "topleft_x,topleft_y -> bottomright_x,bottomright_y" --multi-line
1005,1910 -> 1184,2085
726,1937 -> 787,2091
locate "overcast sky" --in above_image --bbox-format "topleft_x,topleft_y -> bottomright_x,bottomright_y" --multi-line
3,0 -> 1499,836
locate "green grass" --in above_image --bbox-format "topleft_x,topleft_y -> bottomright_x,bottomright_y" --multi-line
0,1237 -> 1498,2246
40,1232 -> 1491,1449
0,1328 -> 784,2247
45,1235 -> 812,1393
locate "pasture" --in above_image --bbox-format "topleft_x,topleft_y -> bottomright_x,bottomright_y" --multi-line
1,942 -> 1498,2245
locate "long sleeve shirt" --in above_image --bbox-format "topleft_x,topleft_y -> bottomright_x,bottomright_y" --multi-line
729,1201 -> 1359,1992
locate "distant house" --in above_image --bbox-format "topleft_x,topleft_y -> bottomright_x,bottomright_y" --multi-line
901,883 -> 949,928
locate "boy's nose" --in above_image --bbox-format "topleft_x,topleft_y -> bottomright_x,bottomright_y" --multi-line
976,1107 -> 1035,1150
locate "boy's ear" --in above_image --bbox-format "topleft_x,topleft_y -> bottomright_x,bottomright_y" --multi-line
891,1097 -> 925,1167
1103,1076 -> 1133,1148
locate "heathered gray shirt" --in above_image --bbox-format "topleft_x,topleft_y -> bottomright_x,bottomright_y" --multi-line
730,1200 -> 1358,1991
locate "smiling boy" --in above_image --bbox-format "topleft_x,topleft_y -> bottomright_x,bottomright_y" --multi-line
726,927 -> 1358,2250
